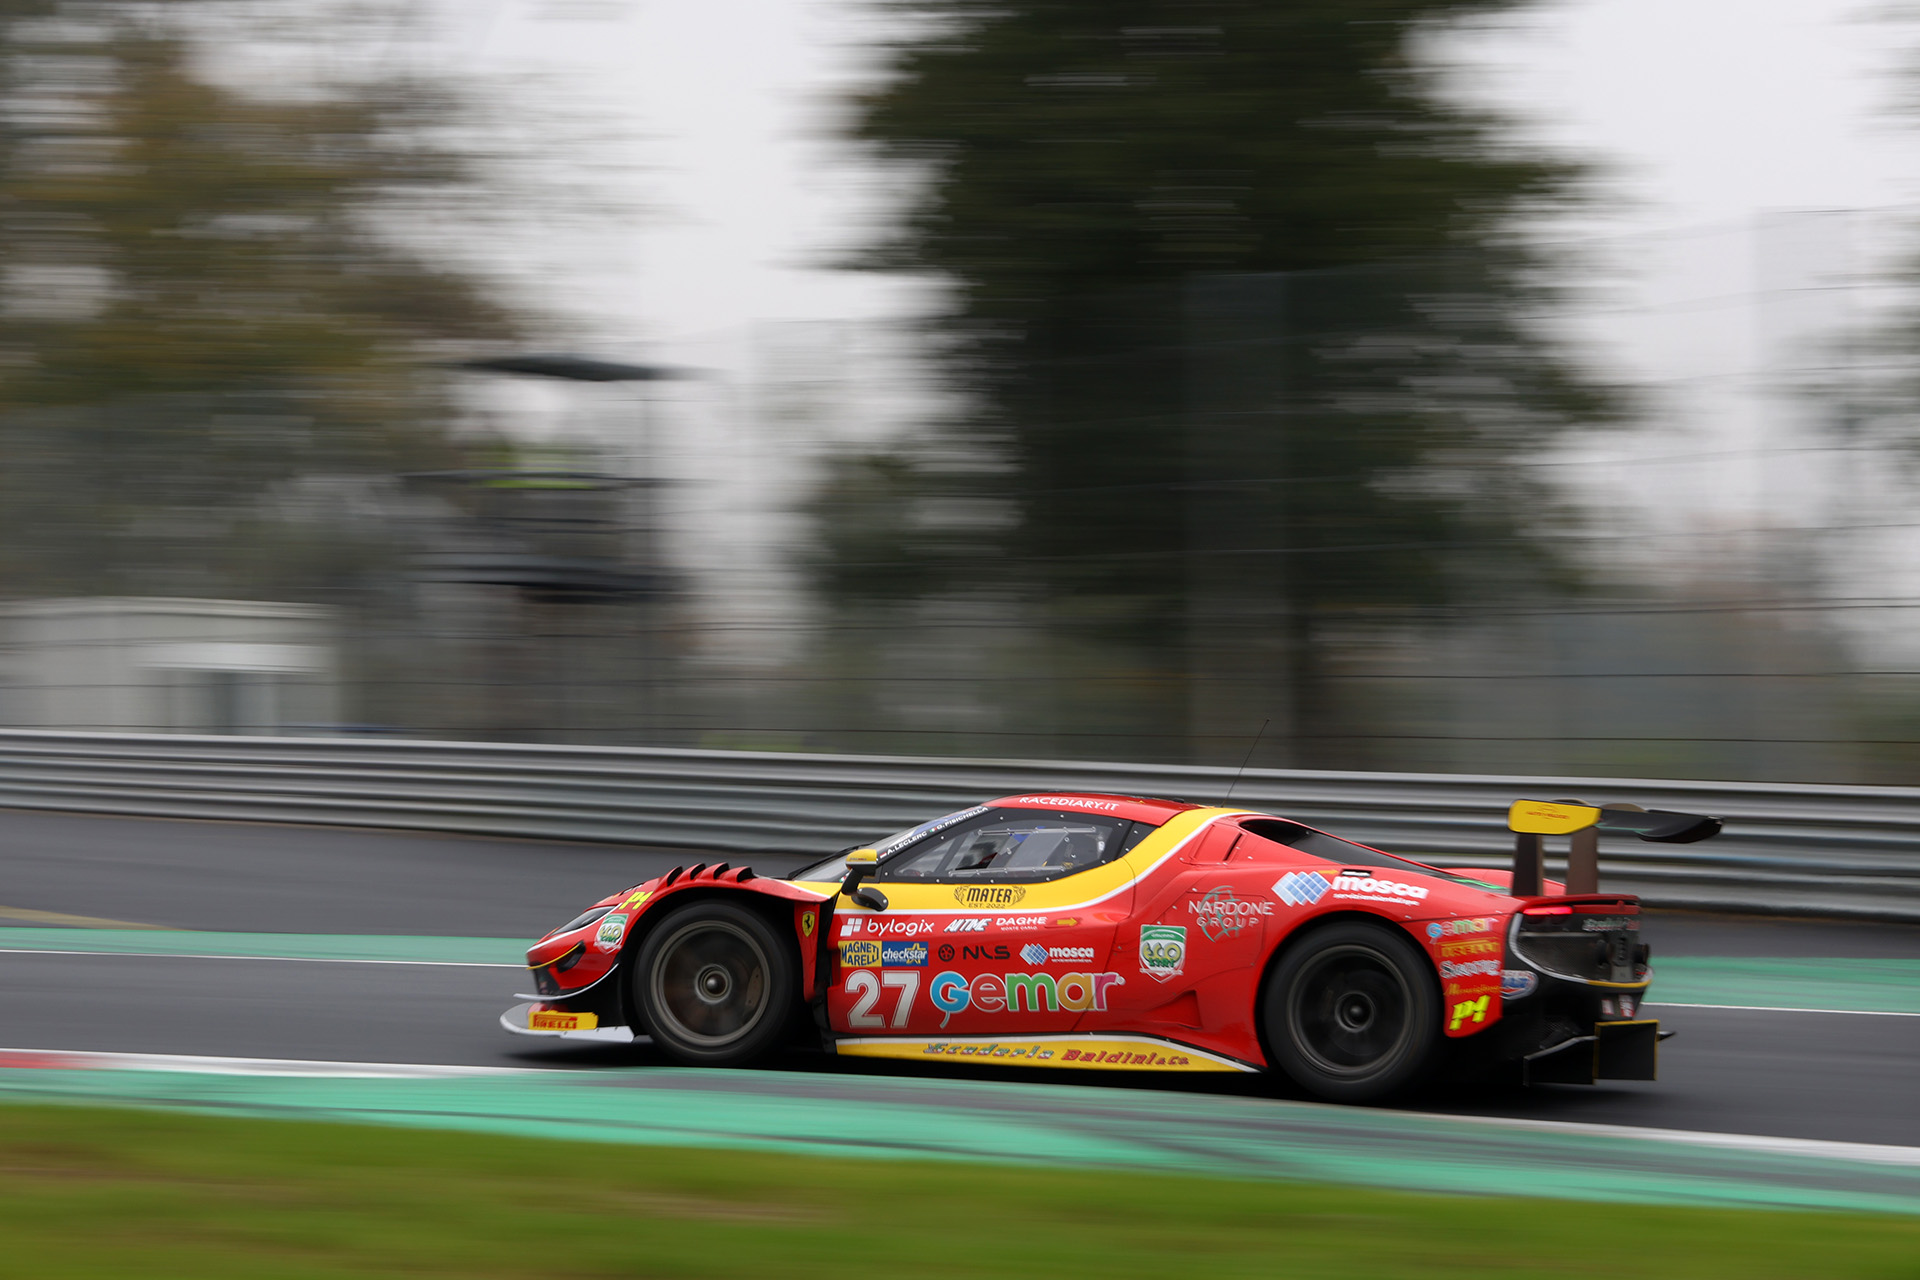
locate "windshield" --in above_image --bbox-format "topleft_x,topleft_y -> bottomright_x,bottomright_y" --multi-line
788,805 -> 991,883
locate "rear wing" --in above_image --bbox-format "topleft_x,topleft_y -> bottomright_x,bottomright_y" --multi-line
1506,800 -> 1722,896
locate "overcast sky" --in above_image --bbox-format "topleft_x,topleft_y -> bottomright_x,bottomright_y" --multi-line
451,0 -> 1920,347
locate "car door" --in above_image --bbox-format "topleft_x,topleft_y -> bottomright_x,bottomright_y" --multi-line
1098,818 -> 1272,1042
826,807 -> 1138,1038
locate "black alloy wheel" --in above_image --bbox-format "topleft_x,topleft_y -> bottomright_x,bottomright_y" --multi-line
632,900 -> 796,1066
1262,919 -> 1440,1103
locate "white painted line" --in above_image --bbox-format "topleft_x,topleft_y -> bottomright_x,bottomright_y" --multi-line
1646,1001 -> 1920,1018
1398,1104 -> 1920,1168
0,1046 -> 538,1078
0,948 -> 517,968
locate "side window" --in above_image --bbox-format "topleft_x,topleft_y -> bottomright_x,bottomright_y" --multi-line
879,809 -> 1139,883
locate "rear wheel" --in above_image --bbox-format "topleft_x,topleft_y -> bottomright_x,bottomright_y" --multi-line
632,901 -> 795,1066
1263,920 -> 1440,1102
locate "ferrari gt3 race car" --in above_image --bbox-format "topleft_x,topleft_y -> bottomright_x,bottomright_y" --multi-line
502,793 -> 1719,1101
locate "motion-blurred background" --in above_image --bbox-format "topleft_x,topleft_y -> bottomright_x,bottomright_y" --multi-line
2,0 -> 1917,785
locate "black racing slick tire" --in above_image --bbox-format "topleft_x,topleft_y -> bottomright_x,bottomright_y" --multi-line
632,900 -> 796,1066
1262,919 -> 1441,1103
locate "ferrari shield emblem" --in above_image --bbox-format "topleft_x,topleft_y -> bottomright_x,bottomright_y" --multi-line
801,910 -> 816,937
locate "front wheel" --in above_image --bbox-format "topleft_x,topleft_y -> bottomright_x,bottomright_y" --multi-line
1262,920 -> 1440,1103
631,901 -> 796,1066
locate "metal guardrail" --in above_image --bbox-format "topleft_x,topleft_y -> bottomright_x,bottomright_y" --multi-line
0,729 -> 1915,920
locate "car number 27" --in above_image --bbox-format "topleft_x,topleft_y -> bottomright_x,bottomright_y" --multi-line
845,970 -> 920,1028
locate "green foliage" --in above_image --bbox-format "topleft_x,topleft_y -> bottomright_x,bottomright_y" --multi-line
822,0 -> 1619,762
0,1104 -> 1916,1278
0,2 -> 525,599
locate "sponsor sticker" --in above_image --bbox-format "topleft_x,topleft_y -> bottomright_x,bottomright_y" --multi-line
1448,994 -> 1491,1032
1189,886 -> 1274,940
842,917 -> 936,939
1008,796 -> 1121,812
1581,916 -> 1638,932
955,885 -> 1027,907
622,889 -> 652,909
529,1010 -> 598,1032
1139,924 -> 1186,982
1430,917 -> 1498,939
1019,943 -> 1097,965
881,941 -> 929,968
1500,969 -> 1537,999
593,912 -> 629,951
1439,937 -> 1501,959
1439,958 -> 1501,980
929,970 -> 1125,1021
945,918 -> 988,933
800,910 -> 816,937
839,940 -> 882,968
1272,871 -> 1332,907
876,805 -> 991,854
1331,872 -> 1430,904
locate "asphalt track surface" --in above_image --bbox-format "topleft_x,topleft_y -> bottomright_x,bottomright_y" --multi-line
1,808 -> 1915,1154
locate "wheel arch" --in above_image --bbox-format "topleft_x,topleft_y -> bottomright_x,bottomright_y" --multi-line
1254,909 -> 1441,1064
614,881 -> 822,1031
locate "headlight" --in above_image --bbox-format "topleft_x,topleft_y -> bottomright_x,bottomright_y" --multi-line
543,905 -> 612,939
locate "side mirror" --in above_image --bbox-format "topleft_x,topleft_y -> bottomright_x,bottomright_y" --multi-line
842,849 -> 888,911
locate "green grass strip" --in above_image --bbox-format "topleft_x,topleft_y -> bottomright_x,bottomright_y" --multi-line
0,927 -> 522,966
1652,957 -> 1920,1014
0,1102 -> 1915,1279
1,1066 -> 1916,1216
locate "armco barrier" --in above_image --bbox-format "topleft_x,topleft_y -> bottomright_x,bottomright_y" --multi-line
0,730 -> 1914,920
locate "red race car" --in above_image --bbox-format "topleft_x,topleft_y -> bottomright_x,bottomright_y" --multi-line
501,792 -> 1719,1100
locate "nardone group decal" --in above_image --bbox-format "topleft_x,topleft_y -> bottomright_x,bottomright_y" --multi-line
954,885 -> 1027,907
1190,886 -> 1274,940
1330,872 -> 1430,904
1019,943 -> 1097,965
928,970 -> 1123,1023
1139,925 -> 1186,981
592,913 -> 629,952
1271,871 -> 1332,907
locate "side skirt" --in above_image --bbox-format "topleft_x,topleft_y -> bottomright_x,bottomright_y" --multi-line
835,1032 -> 1259,1074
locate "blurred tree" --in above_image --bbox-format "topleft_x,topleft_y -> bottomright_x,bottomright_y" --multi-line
823,1 -> 1619,765
0,1 -> 525,599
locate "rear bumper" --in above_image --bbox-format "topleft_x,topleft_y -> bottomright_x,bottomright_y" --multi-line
1522,1019 -> 1666,1085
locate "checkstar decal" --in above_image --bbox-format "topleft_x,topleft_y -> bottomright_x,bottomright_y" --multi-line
1271,871 -> 1332,907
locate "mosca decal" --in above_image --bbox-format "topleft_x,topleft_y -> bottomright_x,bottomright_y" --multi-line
1331,872 -> 1429,904
592,912 -> 629,952
929,970 -> 1124,1022
955,885 -> 1027,907
882,941 -> 929,967
1272,871 -> 1332,907
1019,943 -> 1097,965
1140,925 -> 1186,981
1190,886 -> 1274,940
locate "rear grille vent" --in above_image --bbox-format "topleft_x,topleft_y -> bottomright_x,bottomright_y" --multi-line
1511,913 -> 1647,985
